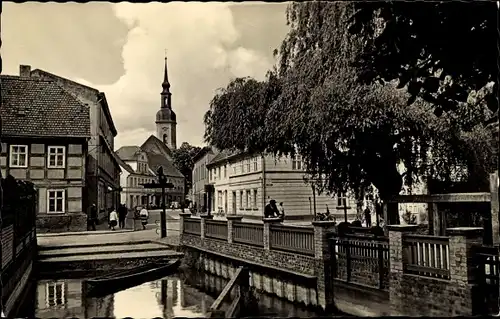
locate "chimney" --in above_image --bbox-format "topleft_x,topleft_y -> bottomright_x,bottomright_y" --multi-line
19,65 -> 31,78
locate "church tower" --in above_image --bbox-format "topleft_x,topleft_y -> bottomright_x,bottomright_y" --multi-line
155,54 -> 177,150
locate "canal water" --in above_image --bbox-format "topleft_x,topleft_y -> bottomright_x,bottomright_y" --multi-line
20,271 -> 323,318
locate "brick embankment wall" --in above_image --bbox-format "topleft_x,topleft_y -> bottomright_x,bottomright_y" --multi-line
181,234 -> 315,276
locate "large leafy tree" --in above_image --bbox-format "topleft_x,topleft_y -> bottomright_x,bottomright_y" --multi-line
204,2 -> 497,223
348,1 -> 498,120
172,142 -> 202,196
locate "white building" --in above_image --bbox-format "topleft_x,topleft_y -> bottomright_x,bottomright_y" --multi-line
206,151 -> 357,221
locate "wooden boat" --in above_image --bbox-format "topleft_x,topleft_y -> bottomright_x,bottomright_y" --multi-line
83,258 -> 180,297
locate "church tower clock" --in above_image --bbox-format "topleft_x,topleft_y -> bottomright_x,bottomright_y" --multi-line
155,54 -> 177,150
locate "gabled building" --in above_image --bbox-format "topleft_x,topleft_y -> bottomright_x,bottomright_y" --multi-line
0,66 -> 91,232
29,66 -> 122,221
116,56 -> 185,208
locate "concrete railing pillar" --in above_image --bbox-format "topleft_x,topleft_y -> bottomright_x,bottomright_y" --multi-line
200,214 -> 213,239
179,212 -> 192,236
263,218 -> 281,250
226,215 -> 243,244
490,171 -> 499,246
387,224 -> 419,315
312,220 -> 337,312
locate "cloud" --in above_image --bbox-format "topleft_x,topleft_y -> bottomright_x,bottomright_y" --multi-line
73,3 -> 280,149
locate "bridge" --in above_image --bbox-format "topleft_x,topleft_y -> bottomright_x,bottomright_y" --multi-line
178,171 -> 500,317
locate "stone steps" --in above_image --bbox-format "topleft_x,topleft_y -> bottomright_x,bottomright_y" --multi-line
38,239 -> 153,251
38,242 -> 169,258
39,249 -> 182,263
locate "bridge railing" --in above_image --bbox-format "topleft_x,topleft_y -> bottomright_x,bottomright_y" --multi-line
183,218 -> 201,236
205,219 -> 228,241
270,224 -> 315,256
233,222 -> 264,247
403,234 -> 451,280
331,233 -> 390,290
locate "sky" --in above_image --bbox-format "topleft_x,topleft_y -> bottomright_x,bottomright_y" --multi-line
2,2 -> 290,149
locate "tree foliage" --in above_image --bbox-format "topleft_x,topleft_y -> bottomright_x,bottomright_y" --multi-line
204,2 -> 498,222
348,1 -> 498,120
171,142 -> 202,194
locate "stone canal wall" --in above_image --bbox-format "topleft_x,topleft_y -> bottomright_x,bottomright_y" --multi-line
180,213 -> 492,316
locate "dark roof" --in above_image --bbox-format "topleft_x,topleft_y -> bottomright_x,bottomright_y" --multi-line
0,75 -> 90,138
114,152 -> 134,174
141,135 -> 173,158
144,151 -> 184,178
206,149 -> 240,167
116,146 -> 142,161
30,68 -> 118,137
192,146 -> 214,163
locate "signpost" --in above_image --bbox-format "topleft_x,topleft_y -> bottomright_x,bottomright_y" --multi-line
140,167 -> 174,238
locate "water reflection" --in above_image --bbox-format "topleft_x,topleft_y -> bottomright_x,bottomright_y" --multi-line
33,272 -> 322,318
35,276 -> 214,319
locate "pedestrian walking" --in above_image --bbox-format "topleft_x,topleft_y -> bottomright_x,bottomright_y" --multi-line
118,204 -> 128,229
109,207 -> 118,230
140,206 -> 149,230
364,207 -> 372,227
88,204 -> 98,231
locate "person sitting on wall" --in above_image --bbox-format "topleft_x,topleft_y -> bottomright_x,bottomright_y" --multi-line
264,199 -> 279,218
278,202 -> 286,221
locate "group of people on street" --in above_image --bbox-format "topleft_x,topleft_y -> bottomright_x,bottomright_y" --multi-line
264,199 -> 285,220
87,204 -> 129,231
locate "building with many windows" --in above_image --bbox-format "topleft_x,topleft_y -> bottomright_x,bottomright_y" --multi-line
0,67 -> 91,232
206,151 -> 357,220
29,67 -> 122,222
191,147 -> 217,212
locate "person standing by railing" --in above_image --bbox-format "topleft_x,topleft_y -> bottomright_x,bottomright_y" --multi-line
278,202 -> 286,222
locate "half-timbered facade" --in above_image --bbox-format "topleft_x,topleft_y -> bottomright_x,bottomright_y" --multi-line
0,66 -> 91,232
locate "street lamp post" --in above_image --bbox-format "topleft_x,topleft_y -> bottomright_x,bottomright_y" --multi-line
141,166 -> 174,238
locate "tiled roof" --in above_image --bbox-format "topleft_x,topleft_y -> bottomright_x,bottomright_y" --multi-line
114,152 -> 134,174
115,146 -> 142,161
192,146 -> 214,163
0,75 -> 90,138
141,135 -> 173,158
207,149 -> 240,167
144,151 -> 184,178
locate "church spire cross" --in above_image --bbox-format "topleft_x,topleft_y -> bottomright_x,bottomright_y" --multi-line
162,51 -> 170,91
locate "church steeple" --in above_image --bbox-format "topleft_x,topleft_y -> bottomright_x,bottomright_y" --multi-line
161,52 -> 172,109
156,53 -> 177,150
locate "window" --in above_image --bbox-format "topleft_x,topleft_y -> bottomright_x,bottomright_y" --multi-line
241,162 -> 245,174
253,189 -> 258,208
218,191 -> 223,208
48,146 -> 65,168
246,159 -> 251,172
210,169 -> 213,181
292,155 -> 302,170
9,145 -> 28,168
337,193 -> 348,207
218,167 -> 221,179
239,190 -> 243,209
48,190 -> 65,214
46,281 -> 65,308
224,165 -> 227,178
253,157 -> 258,171
233,165 -> 236,174
246,190 -> 251,208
